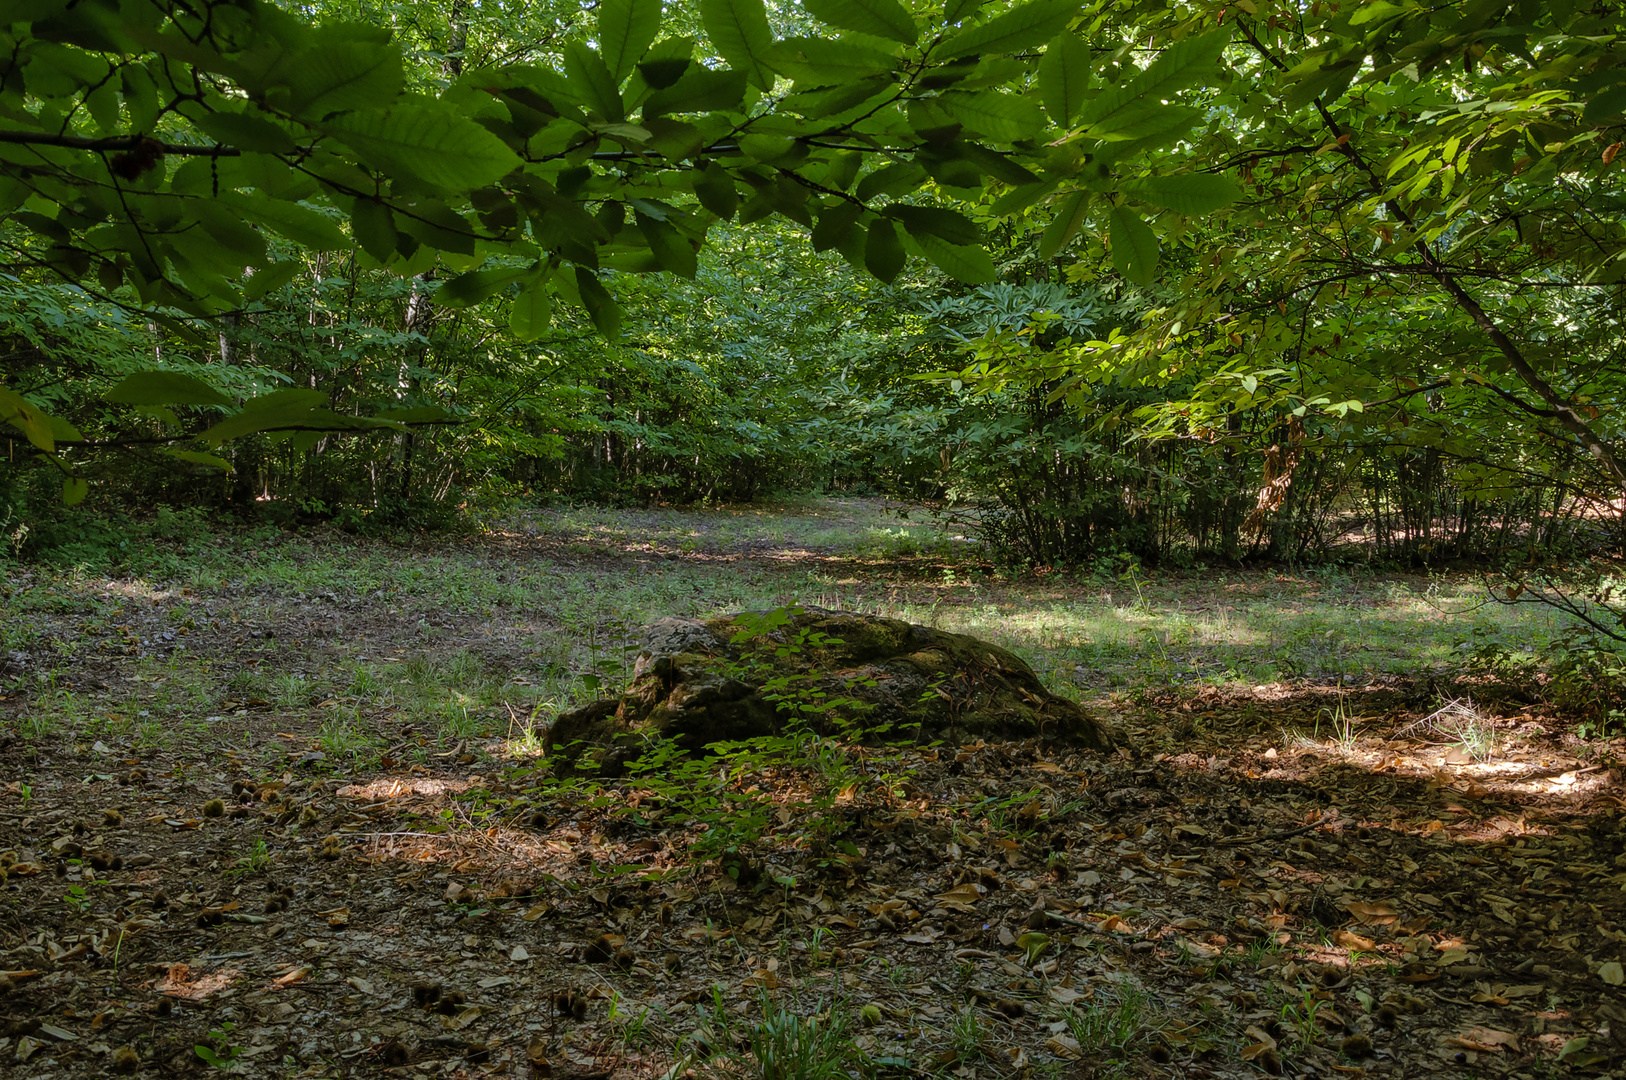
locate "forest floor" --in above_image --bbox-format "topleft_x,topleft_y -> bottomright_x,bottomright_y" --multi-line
0,498 -> 1622,1080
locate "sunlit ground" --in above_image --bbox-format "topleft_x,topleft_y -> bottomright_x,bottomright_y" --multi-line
0,498 -> 1619,1076
0,498 -> 1581,755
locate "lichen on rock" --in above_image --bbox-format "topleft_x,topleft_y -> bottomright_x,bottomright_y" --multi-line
548,606 -> 1113,772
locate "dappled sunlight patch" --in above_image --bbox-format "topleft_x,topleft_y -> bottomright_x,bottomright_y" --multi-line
1164,694 -> 1614,813
338,776 -> 474,801
1469,763 -> 1614,804
1431,814 -> 1558,845
156,963 -> 240,1001
361,823 -> 566,877
352,795 -> 698,884
497,731 -> 553,757
97,580 -> 182,603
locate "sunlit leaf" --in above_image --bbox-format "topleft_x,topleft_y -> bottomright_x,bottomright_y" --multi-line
912,233 -> 996,284
1038,31 -> 1090,128
323,106 -> 523,191
643,66 -> 749,115
1108,203 -> 1157,285
1038,189 -> 1088,257
886,204 -> 982,247
700,0 -> 776,90
563,42 -> 625,122
938,90 -> 1045,142
1079,30 -> 1229,139
220,194 -> 349,251
801,0 -> 917,44
0,386 -> 57,452
437,264 -> 533,308
1126,173 -> 1241,214
162,449 -> 234,471
599,0 -> 662,82
938,0 -> 1080,61
191,110 -> 298,154
509,280 -> 553,341
285,40 -> 404,120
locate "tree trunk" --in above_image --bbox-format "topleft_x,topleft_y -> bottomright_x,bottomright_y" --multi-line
397,273 -> 435,504
443,0 -> 468,80
217,313 -> 255,509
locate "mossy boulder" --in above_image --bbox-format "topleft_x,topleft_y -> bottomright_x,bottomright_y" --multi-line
547,607 -> 1113,772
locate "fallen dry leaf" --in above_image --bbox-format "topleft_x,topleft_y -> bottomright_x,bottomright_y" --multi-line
1445,1028 -> 1520,1053
1333,929 -> 1376,951
1345,901 -> 1399,925
933,883 -> 986,903
1044,1035 -> 1081,1059
271,966 -> 309,987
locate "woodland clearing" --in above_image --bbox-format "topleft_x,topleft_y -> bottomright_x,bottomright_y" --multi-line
6,2 -> 1626,1076
0,499 -> 1622,1080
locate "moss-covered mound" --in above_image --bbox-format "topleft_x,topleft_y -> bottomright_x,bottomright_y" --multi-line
548,607 -> 1113,772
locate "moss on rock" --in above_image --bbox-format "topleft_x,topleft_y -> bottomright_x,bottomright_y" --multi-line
548,607 -> 1113,772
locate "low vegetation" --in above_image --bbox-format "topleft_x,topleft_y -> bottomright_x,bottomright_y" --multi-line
1,500 -> 1622,1076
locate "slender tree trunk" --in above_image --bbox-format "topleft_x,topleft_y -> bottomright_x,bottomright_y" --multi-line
397,273 -> 434,503
217,313 -> 255,508
443,0 -> 468,81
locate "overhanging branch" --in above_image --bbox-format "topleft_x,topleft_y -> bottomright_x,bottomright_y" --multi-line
0,131 -> 241,157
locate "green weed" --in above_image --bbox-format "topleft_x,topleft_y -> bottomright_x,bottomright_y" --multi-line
227,840 -> 273,876
1401,698 -> 1501,761
317,713 -> 375,759
18,709 -> 54,741
1064,982 -> 1152,1073
607,992 -> 663,1052
63,881 -> 90,912
437,698 -> 484,741
1280,988 -> 1323,1052
273,673 -> 310,709
947,1006 -> 987,1064
194,1023 -> 242,1070
1294,683 -> 1362,754
347,664 -> 383,699
746,997 -> 858,1080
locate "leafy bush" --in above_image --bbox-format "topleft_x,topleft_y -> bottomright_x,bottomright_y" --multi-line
1547,628 -> 1626,738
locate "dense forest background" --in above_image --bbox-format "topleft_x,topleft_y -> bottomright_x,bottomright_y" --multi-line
2,0 -> 1623,572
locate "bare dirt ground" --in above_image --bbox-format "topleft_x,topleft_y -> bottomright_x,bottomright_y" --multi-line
1,510 -> 1623,1079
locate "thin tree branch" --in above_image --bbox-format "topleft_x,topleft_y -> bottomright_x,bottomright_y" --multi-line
0,130 -> 241,156
1235,16 -> 1626,494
